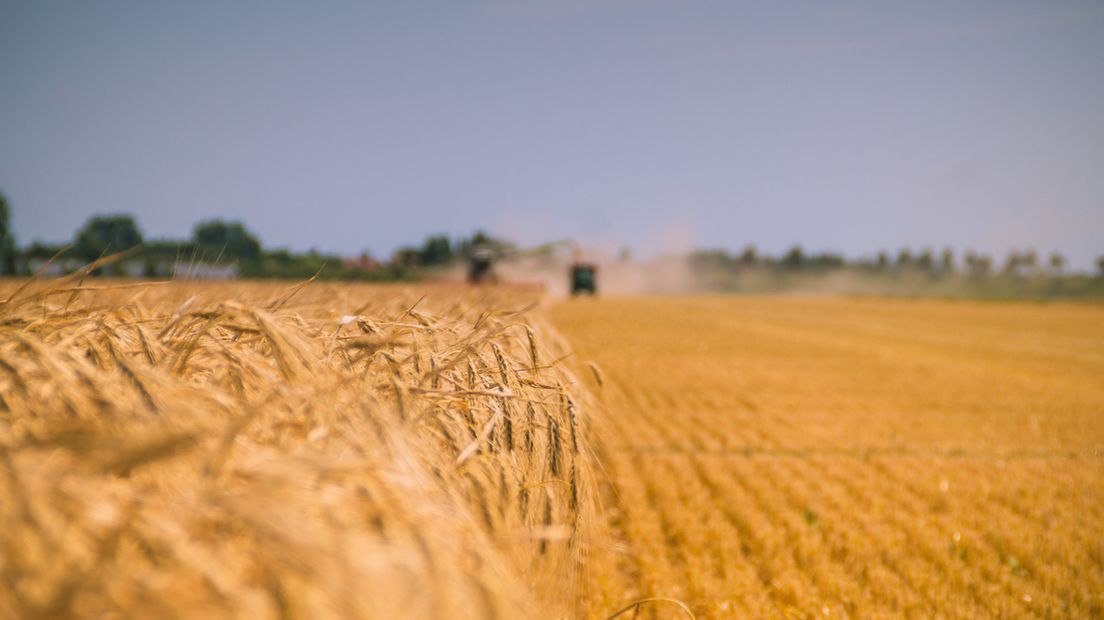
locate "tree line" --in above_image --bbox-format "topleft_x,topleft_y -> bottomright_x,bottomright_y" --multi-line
0,194 -> 510,280
689,244 -> 1103,279
1,192 -> 1101,282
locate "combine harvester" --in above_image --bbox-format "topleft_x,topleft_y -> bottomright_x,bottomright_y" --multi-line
567,251 -> 597,295
464,239 -> 598,295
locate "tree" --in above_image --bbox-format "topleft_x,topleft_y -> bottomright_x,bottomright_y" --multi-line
976,255 -> 992,277
457,230 -> 516,262
419,235 -> 454,267
0,192 -> 15,275
1047,252 -> 1066,275
896,249 -> 913,269
24,241 -> 66,260
689,250 -> 732,271
390,246 -> 422,268
964,252 -> 991,278
459,230 -> 493,255
940,248 -> 955,274
1002,250 -> 1022,276
875,251 -> 889,271
780,245 -> 805,270
1097,256 -> 1104,278
74,214 -> 143,261
1022,248 -> 1038,275
737,245 -> 758,267
807,252 -> 844,269
192,220 -> 261,259
916,248 -> 934,273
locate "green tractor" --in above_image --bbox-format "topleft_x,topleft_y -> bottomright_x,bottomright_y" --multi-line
464,238 -> 598,295
570,262 -> 597,295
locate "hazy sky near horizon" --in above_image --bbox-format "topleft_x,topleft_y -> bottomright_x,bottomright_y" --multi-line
2,1 -> 1103,267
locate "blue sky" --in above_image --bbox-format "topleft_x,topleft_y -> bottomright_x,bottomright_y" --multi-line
2,1 -> 1102,267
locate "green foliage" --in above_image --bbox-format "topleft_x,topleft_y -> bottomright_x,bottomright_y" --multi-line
737,245 -> 758,266
23,241 -> 67,260
964,252 -> 991,277
240,249 -> 414,282
389,246 -> 424,268
193,220 -> 261,259
74,214 -> 143,260
689,249 -> 738,271
1,198 -> 1099,297
896,248 -> 913,268
1048,252 -> 1066,274
419,235 -> 454,266
682,244 -> 1104,299
916,248 -> 934,272
0,192 -> 15,275
458,230 -> 514,257
781,245 -> 805,269
940,248 -> 955,273
0,191 -> 12,241
463,230 -> 492,250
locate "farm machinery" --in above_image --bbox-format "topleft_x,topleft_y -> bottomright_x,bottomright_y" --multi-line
568,255 -> 597,295
464,239 -> 598,295
465,245 -> 498,284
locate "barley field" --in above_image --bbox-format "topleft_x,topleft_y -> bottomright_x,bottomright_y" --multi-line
0,275 -> 595,619
3,276 -> 1103,619
553,296 -> 1104,619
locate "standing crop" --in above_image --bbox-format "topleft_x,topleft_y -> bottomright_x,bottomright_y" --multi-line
0,275 -> 594,619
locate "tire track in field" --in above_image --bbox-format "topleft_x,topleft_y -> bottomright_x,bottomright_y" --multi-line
551,297 -> 1104,619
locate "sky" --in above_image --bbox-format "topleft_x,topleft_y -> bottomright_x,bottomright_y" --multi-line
2,1 -> 1103,268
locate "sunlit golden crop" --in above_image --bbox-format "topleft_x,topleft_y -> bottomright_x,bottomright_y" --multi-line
0,277 -> 594,619
555,296 -> 1104,618
4,277 -> 1101,619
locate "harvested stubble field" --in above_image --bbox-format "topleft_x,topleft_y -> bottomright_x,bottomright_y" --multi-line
0,275 -> 596,619
553,296 -> 1104,619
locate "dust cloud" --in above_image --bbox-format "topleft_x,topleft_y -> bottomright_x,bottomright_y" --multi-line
494,250 -> 706,298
